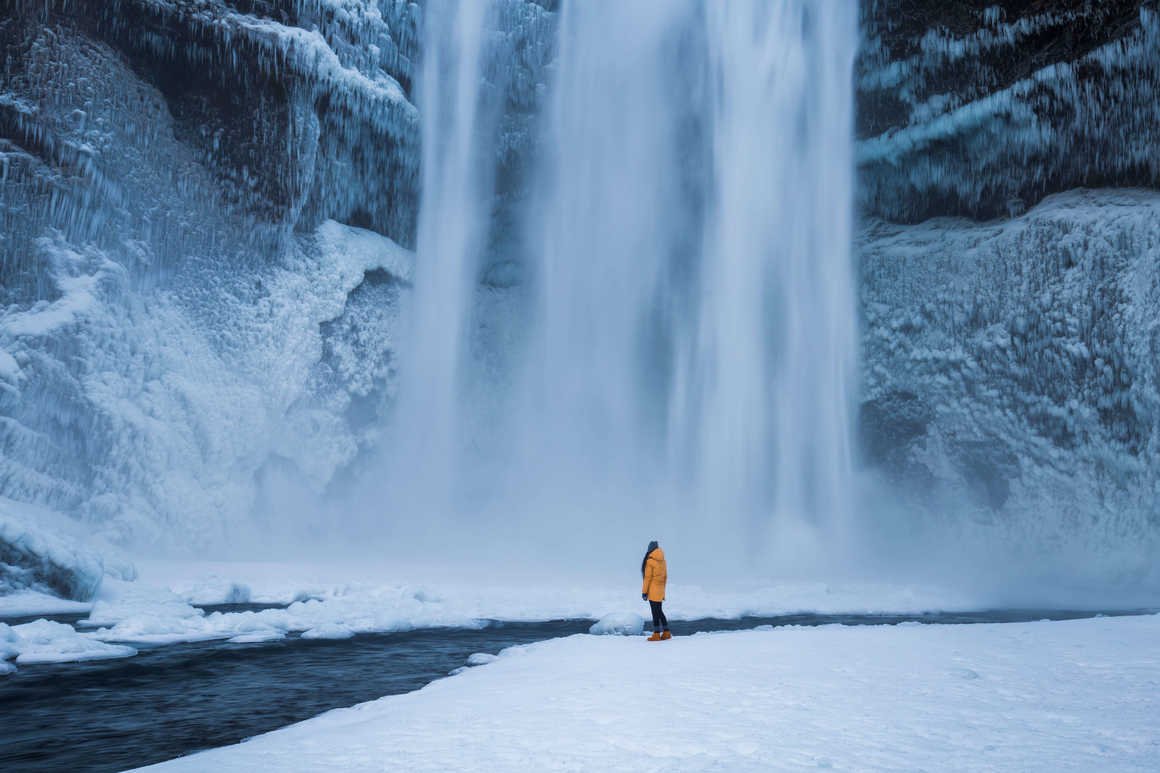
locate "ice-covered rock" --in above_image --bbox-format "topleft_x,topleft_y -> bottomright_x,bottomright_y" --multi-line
0,499 -> 105,600
858,189 -> 1160,579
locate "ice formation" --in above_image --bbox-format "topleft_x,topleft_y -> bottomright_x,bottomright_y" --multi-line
857,189 -> 1160,586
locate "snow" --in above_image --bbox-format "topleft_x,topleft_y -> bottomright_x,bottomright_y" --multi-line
0,556 -> 1014,657
588,611 -> 644,635
0,246 -> 110,338
136,614 -> 1160,772
90,559 -> 995,650
1,619 -> 136,668
0,349 -> 19,381
465,652 -> 497,666
315,219 -> 414,283
0,590 -> 91,618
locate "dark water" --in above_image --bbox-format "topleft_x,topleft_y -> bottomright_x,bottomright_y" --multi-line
0,609 -> 1150,773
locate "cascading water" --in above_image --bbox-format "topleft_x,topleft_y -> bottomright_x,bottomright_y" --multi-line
379,0 -> 498,521
692,2 -> 858,548
381,0 -> 858,568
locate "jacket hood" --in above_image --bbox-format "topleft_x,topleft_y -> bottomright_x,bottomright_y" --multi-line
648,547 -> 665,561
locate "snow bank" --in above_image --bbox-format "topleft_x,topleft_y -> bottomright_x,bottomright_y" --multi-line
85,573 -> 987,649
0,590 -> 92,618
135,614 -> 1160,772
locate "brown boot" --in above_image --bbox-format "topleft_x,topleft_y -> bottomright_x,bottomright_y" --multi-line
647,632 -> 663,642
661,630 -> 672,640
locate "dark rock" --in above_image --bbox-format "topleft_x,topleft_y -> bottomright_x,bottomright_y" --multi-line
857,0 -> 1160,222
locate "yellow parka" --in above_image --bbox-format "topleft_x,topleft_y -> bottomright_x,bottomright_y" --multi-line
642,547 -> 667,602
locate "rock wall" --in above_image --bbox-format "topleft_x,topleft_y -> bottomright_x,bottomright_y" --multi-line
857,0 -> 1160,222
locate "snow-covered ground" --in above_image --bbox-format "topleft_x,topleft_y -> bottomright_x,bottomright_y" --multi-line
136,614 -> 1160,772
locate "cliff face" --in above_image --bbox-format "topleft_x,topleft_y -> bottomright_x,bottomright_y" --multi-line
857,1 -> 1160,222
0,0 -> 425,544
859,191 -> 1160,564
853,2 -> 1160,570
0,0 -> 552,546
0,1 -> 1156,562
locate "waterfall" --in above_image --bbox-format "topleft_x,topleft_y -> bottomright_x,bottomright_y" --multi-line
381,0 -> 497,519
386,0 -> 859,567
691,2 -> 858,547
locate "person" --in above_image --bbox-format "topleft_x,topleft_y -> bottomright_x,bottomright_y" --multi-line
641,540 -> 670,641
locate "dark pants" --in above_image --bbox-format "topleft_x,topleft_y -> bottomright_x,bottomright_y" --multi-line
649,600 -> 669,632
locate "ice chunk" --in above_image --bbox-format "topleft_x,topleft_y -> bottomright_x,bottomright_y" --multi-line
588,612 -> 645,636
466,652 -> 498,666
6,619 -> 136,664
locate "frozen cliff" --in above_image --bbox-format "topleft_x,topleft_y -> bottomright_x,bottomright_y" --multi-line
0,0 -> 1155,591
